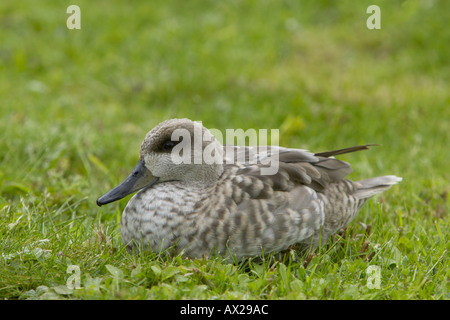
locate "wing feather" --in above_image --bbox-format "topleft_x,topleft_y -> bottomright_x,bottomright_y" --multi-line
225,144 -> 374,196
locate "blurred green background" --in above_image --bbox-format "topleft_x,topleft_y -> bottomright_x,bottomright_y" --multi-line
1,0 -> 448,186
0,0 -> 448,299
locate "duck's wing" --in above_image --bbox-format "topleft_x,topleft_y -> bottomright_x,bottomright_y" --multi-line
224,144 -> 375,194
314,144 -> 378,157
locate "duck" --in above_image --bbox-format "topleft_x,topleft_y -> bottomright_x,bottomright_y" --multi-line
97,118 -> 401,260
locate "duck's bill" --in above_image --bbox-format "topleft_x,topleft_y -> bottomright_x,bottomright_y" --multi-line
96,160 -> 158,206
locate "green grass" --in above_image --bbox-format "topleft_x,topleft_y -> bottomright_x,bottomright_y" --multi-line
0,0 -> 448,300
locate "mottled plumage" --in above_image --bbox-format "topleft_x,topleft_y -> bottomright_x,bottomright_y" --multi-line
97,118 -> 401,260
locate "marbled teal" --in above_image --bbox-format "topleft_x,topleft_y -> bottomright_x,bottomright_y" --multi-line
97,118 -> 401,260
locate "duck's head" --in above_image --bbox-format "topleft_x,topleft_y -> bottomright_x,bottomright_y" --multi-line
96,118 -> 224,206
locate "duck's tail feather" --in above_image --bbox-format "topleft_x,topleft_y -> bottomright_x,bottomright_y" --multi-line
353,175 -> 402,199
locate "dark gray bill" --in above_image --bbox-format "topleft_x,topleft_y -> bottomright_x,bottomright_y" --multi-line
96,160 -> 158,206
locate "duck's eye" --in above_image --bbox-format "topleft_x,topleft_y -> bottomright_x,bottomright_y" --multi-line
161,140 -> 178,151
